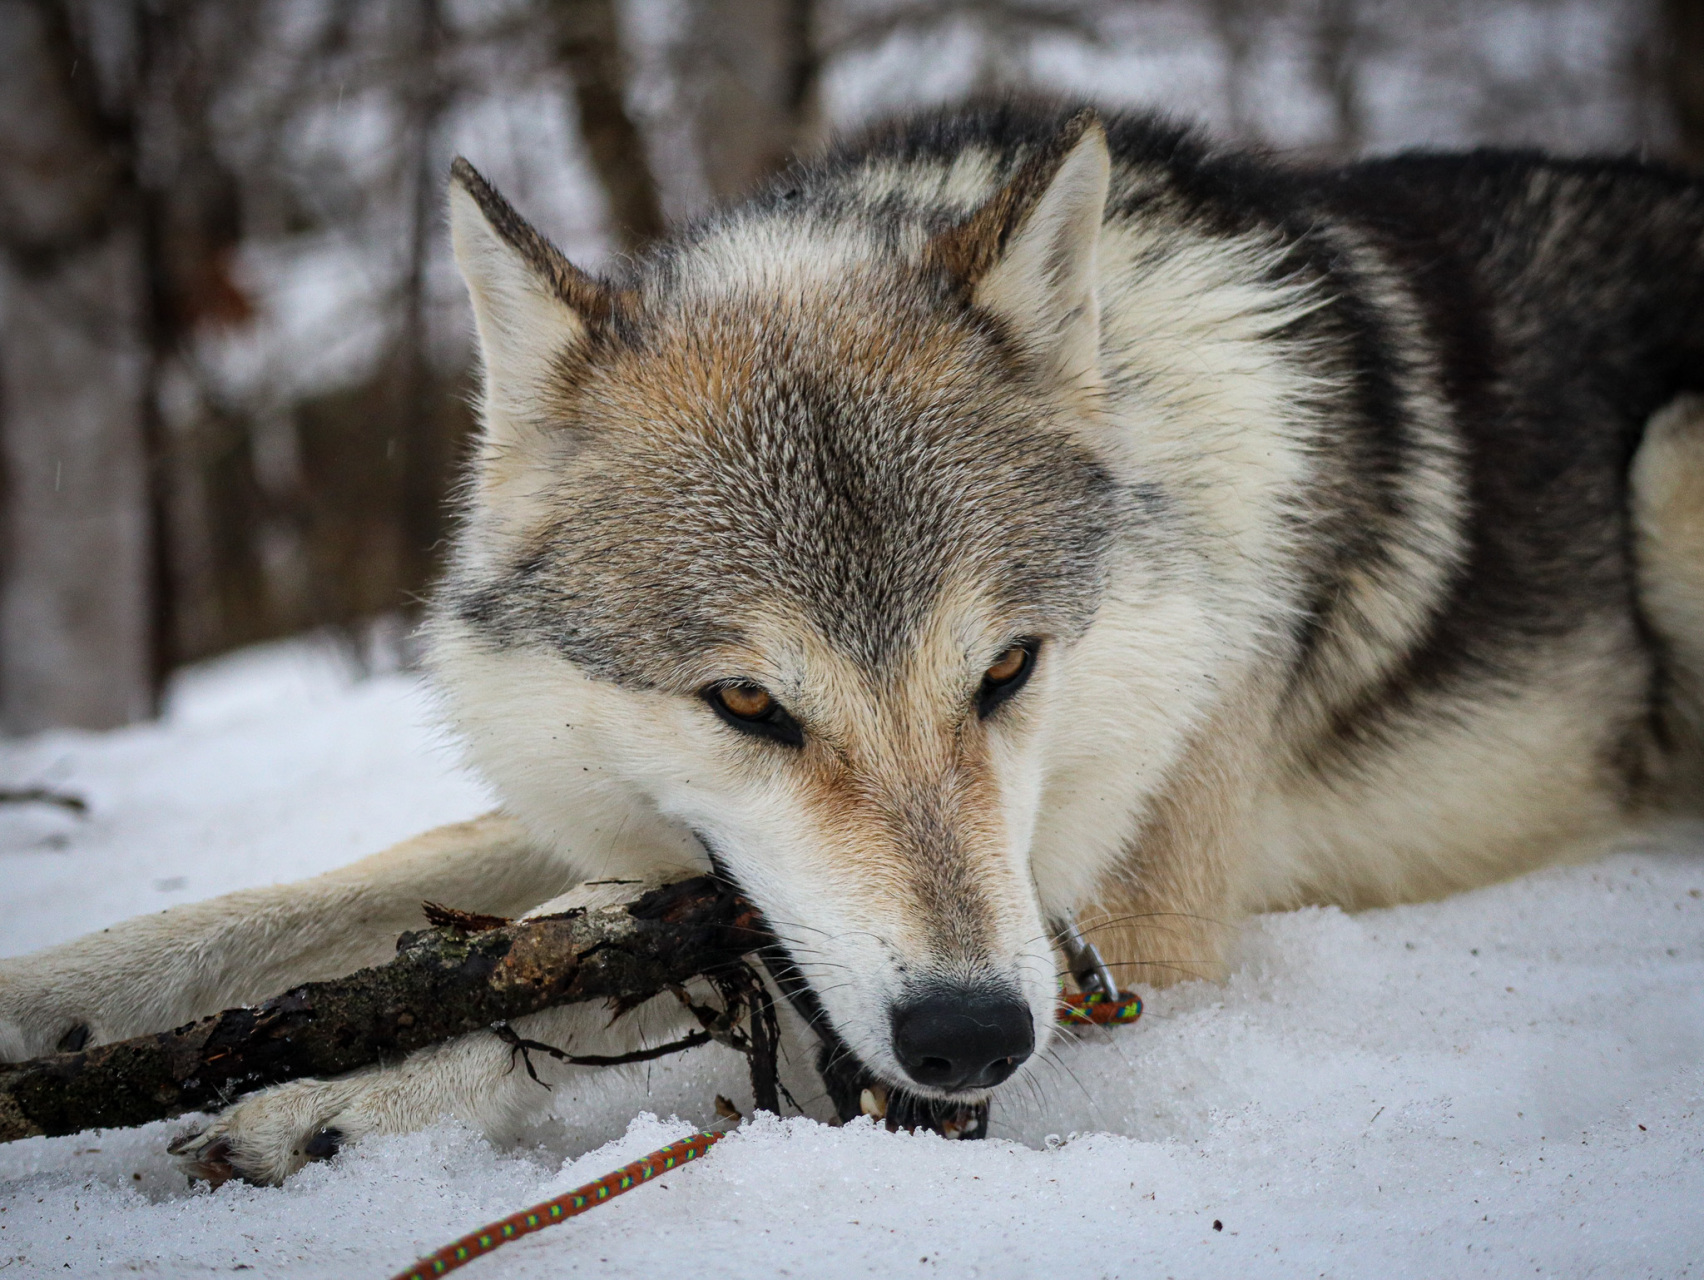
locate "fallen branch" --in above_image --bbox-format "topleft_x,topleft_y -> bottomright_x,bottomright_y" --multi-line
0,787 -> 87,815
0,876 -> 767,1144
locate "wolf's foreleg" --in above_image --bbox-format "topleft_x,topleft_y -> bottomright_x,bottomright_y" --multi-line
165,995 -> 702,1185
166,878 -> 698,1186
0,814 -> 570,1061
1078,686 -> 1280,988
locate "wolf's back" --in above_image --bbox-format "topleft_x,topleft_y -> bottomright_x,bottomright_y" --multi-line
1303,153 -> 1704,678
1322,151 -> 1704,439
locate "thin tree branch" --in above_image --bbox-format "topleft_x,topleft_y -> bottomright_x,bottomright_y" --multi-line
0,876 -> 768,1143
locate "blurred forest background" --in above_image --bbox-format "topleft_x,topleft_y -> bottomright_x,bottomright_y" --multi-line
0,0 -> 1699,734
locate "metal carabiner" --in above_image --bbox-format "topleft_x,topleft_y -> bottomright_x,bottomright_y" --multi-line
1054,915 -> 1122,1003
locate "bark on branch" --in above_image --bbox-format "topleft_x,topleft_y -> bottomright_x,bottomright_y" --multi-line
0,877 -> 766,1144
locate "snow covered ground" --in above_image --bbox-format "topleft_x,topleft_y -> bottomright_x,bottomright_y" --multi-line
0,640 -> 1700,1278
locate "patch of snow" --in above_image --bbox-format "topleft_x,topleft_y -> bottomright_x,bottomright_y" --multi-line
0,638 -> 494,955
1,640 -> 1700,1277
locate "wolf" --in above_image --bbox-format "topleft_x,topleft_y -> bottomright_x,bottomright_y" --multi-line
3,101 -> 1703,1185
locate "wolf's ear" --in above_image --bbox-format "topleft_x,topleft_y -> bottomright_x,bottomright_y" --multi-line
928,112 -> 1110,392
448,158 -> 623,447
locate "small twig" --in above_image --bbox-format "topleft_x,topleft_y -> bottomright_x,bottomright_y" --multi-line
670,963 -> 795,1115
422,902 -> 513,933
712,963 -> 792,1115
488,1020 -> 714,1086
0,788 -> 87,816
487,957 -> 795,1117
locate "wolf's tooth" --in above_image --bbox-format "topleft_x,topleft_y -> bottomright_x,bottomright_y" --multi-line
859,1086 -> 887,1119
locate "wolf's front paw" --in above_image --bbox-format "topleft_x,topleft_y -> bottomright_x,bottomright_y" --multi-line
169,1079 -> 360,1187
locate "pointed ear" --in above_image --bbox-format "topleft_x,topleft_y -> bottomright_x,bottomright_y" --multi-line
927,112 -> 1110,391
448,158 -> 624,446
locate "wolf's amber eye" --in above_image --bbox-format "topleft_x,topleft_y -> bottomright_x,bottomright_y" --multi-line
717,684 -> 772,718
978,640 -> 1038,719
704,682 -> 804,747
985,646 -> 1027,683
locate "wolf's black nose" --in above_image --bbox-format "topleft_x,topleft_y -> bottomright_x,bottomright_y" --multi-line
891,992 -> 1034,1092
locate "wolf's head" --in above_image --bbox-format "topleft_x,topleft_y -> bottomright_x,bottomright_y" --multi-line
432,113 -> 1177,1109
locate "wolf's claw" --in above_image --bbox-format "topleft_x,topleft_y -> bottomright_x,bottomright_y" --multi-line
169,1129 -> 238,1187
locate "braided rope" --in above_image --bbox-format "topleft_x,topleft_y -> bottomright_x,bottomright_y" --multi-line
389,990 -> 1140,1279
392,1130 -> 724,1280
1056,989 -> 1144,1026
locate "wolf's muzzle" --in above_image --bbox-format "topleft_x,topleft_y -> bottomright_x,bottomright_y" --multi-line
891,992 -> 1034,1092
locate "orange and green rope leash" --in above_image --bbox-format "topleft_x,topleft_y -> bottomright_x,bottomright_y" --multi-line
388,990 -> 1139,1280
392,1129 -> 725,1280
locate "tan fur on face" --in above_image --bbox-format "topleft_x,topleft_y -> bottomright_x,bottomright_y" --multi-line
592,276 -> 1000,465
438,234 -> 1120,698
771,607 -> 1020,967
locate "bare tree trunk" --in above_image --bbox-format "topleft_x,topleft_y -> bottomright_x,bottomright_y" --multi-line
1661,0 -> 1704,169
1209,0 -> 1260,142
782,0 -> 824,153
0,0 -> 260,726
142,0 -> 266,668
683,0 -> 819,205
395,0 -> 451,596
552,0 -> 666,253
0,0 -> 157,732
0,251 -> 155,733
1312,0 -> 1365,158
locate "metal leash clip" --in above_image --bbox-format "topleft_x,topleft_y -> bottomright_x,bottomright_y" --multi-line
1055,914 -> 1122,1003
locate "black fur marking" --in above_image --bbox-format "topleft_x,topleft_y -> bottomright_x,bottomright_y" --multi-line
1294,153 -> 1704,774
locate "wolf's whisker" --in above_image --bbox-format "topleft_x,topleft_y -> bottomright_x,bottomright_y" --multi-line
1036,1043 -> 1096,1109
1022,910 -> 1235,951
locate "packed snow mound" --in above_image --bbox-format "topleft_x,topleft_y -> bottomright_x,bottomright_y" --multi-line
1,639 -> 1700,1278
